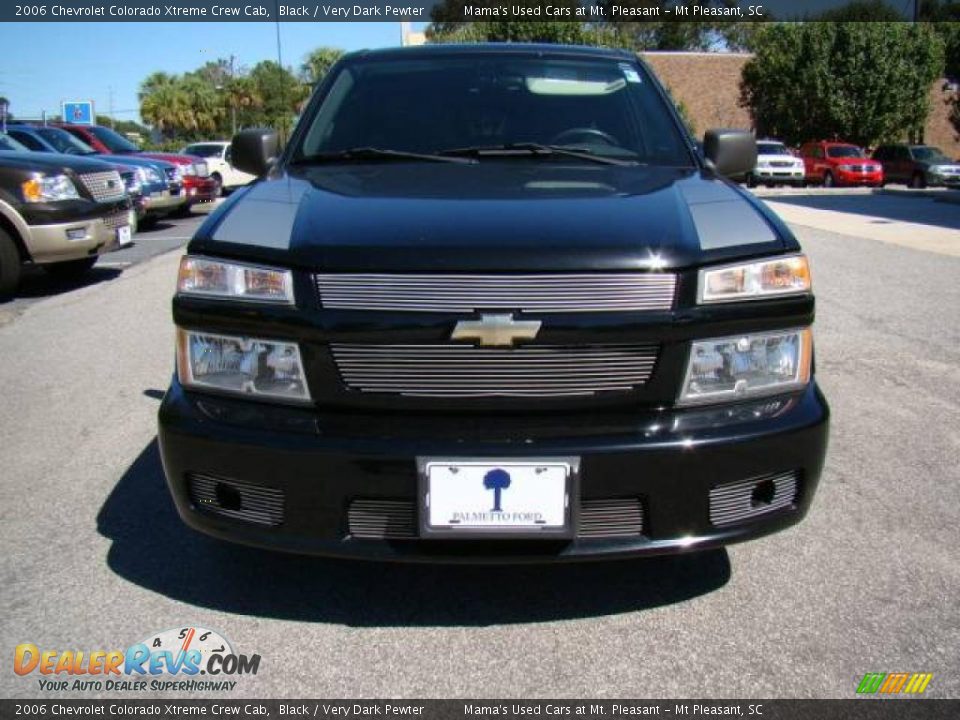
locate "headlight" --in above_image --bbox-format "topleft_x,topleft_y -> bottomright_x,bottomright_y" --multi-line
678,328 -> 812,406
172,166 -> 184,181
177,255 -> 294,304
192,162 -> 209,177
756,159 -> 770,168
698,254 -> 811,304
837,164 -> 854,171
21,174 -> 80,203
930,165 -> 948,175
125,176 -> 141,194
177,329 -> 310,403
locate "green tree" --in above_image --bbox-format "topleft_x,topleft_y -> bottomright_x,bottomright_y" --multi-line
301,47 -> 345,85
740,23 -> 945,147
247,61 -> 310,139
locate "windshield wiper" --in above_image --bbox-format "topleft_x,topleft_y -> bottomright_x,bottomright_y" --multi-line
293,147 -> 476,165
439,143 -> 638,167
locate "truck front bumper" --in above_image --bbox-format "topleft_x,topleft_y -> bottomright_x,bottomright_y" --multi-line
26,210 -> 127,264
158,381 -> 829,563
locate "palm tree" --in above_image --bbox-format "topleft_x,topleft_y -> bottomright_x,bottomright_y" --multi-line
483,469 -> 511,513
300,47 -> 344,85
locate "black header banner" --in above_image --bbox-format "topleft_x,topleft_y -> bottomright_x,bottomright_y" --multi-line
0,700 -> 958,720
0,0 -> 944,23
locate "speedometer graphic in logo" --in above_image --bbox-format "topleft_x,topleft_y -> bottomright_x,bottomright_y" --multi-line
137,626 -> 232,665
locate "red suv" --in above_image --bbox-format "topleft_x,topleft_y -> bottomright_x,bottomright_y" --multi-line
799,141 -> 883,187
57,124 -> 220,212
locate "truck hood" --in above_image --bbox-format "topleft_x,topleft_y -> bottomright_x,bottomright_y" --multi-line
192,163 -> 790,271
0,150 -> 123,176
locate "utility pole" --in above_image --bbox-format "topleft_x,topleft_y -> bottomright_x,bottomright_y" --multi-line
230,54 -> 237,136
108,86 -> 115,128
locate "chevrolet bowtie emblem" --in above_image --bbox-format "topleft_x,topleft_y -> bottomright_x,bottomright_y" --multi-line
451,314 -> 542,348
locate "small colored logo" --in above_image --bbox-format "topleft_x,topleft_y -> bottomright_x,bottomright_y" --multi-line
857,672 -> 933,695
483,468 -> 511,512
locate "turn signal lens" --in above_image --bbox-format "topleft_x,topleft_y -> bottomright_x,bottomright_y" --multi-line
177,256 -> 293,304
699,254 -> 811,304
177,329 -> 310,403
678,328 -> 812,406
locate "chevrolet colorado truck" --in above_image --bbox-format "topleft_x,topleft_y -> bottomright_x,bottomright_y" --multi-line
158,44 -> 830,562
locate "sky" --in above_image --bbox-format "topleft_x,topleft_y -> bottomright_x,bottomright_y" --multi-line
0,22 -> 421,124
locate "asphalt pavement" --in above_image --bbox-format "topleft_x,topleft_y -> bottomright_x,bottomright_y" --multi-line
1,192 -> 958,699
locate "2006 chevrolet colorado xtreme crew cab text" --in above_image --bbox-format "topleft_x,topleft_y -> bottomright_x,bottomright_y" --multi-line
158,44 -> 829,562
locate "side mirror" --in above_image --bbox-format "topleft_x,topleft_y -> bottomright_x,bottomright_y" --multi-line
703,129 -> 757,178
231,128 -> 279,177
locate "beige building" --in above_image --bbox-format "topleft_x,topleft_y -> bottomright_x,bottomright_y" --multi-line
641,51 -> 959,158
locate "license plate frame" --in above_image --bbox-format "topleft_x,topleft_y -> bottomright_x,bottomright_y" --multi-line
116,224 -> 132,247
417,456 -> 579,539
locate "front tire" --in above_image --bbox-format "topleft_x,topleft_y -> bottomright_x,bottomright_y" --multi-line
0,228 -> 22,298
43,256 -> 97,281
823,171 -> 835,188
911,172 -> 927,189
746,173 -> 758,188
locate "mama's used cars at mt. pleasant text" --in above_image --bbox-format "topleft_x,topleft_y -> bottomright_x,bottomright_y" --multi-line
158,44 -> 829,562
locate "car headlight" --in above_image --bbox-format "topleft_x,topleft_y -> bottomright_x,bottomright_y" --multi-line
930,165 -> 948,175
172,166 -> 184,181
756,159 -> 770,168
678,328 -> 812,406
177,255 -> 294,304
837,164 -> 854,171
192,162 -> 209,177
698,254 -> 811,304
124,176 -> 142,194
177,329 -> 310,403
21,174 -> 80,203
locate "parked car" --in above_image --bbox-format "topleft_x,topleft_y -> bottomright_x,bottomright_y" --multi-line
871,144 -> 960,189
56,124 -> 218,214
745,139 -> 805,187
6,124 -> 142,239
0,133 -> 30,152
799,141 -> 883,187
0,150 -> 132,296
159,44 -> 829,562
181,141 -> 256,191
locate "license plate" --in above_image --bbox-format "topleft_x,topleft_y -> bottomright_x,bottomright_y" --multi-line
116,225 -> 132,247
419,457 -> 577,537
150,191 -> 164,199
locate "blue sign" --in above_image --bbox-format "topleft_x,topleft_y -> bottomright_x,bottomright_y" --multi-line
62,101 -> 94,125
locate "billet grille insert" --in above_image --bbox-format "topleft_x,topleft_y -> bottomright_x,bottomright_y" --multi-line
103,212 -> 129,230
708,470 -> 799,527
346,497 -> 646,540
187,473 -> 284,527
330,343 -> 659,397
315,273 -> 677,313
578,498 -> 644,538
79,170 -> 126,203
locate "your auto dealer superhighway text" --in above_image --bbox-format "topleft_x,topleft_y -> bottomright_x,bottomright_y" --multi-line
45,3 -> 424,16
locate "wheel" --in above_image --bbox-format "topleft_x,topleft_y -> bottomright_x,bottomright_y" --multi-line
171,203 -> 193,219
138,215 -> 158,231
746,173 -> 758,188
910,172 -> 927,189
823,171 -> 835,188
211,173 -> 224,197
0,227 -> 22,298
43,256 -> 97,281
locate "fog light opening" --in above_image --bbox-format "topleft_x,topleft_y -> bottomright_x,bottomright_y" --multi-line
751,479 -> 777,507
215,482 -> 243,511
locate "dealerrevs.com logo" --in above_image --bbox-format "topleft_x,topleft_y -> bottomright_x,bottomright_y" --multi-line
14,626 -> 260,692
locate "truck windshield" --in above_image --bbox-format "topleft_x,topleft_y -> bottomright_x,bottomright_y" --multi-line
910,146 -> 951,163
826,146 -> 864,159
36,127 -> 97,155
296,55 -> 692,166
89,126 -> 141,154
758,143 -> 789,155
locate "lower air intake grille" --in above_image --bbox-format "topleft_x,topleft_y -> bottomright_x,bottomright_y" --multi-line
187,473 -> 284,527
330,343 -> 659,398
578,498 -> 645,538
709,470 -> 799,527
348,499 -> 417,539
346,497 -> 646,540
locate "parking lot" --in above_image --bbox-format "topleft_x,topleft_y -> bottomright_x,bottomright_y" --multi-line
1,189 -> 958,698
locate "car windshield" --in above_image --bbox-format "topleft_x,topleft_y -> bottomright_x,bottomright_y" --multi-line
184,144 -> 224,158
910,146 -> 951,163
0,133 -> 29,151
89,126 -> 141,153
36,127 -> 97,155
295,55 -> 692,166
758,143 -> 789,155
826,145 -> 864,158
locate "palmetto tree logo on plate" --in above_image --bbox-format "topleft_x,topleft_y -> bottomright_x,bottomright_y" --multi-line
483,468 -> 511,512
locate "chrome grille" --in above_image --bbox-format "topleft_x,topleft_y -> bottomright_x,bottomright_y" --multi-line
316,273 -> 676,313
330,343 -> 659,397
348,499 -> 417,539
346,497 -> 646,539
578,498 -> 644,538
709,470 -> 799,527
187,473 -> 284,526
103,212 -> 129,230
79,170 -> 126,203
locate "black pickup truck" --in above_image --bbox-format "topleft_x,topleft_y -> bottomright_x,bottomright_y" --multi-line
159,44 -> 829,562
0,148 -> 132,296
